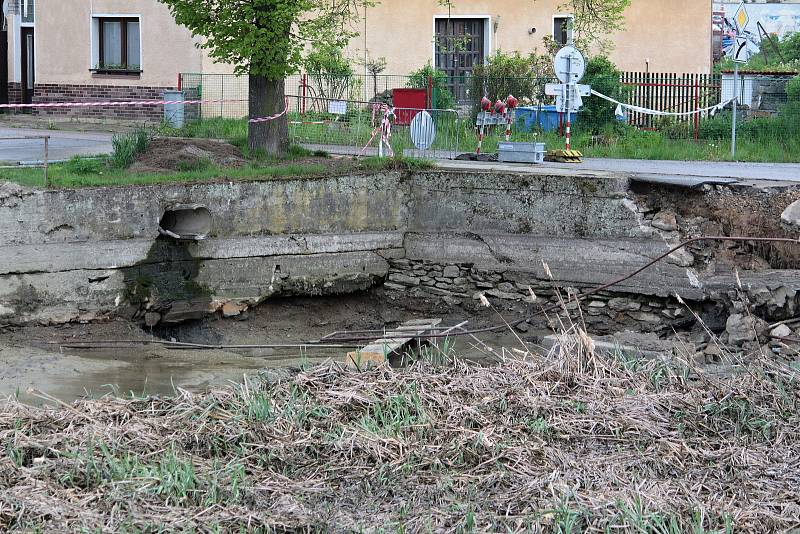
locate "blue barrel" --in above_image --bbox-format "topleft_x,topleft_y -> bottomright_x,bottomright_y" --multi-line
514,105 -> 579,133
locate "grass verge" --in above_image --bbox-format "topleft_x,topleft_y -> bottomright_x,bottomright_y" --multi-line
0,157 -> 431,189
0,160 -> 331,188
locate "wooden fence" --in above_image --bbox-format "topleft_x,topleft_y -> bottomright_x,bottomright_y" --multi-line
620,72 -> 722,139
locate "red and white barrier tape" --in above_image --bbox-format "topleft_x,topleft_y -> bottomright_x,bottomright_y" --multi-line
248,98 -> 289,124
0,96 -> 289,124
0,98 -> 235,109
360,103 -> 394,157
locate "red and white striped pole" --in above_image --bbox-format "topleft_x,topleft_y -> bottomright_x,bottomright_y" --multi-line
565,111 -> 571,151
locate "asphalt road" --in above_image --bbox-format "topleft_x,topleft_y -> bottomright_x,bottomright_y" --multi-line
548,157 -> 800,184
0,128 -> 114,164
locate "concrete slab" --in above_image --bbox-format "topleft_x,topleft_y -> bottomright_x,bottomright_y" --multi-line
345,318 -> 442,366
0,127 -> 113,164
438,158 -> 800,187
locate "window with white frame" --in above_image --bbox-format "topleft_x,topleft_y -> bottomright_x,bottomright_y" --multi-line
92,16 -> 141,73
553,15 -> 573,46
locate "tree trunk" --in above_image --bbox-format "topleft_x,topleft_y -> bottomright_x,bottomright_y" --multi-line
248,74 -> 289,157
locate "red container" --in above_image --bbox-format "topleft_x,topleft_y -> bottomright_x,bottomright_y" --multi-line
392,88 -> 427,125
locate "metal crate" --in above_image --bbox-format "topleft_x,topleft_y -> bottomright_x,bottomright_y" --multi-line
497,142 -> 545,164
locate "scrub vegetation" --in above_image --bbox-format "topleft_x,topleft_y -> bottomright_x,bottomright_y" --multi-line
1,331 -> 798,532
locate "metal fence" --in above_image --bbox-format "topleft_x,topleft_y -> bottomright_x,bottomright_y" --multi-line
179,71 -> 800,152
621,73 -> 721,138
288,98 -> 460,159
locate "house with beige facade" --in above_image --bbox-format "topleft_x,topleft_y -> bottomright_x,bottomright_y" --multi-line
1,0 -> 206,119
1,0 -> 712,119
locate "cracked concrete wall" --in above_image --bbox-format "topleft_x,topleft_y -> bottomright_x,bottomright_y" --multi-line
0,176 -> 406,324
402,171 -> 704,299
4,170 -> 798,326
407,171 -> 648,239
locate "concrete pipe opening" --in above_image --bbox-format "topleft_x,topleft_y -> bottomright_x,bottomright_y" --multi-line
158,205 -> 212,241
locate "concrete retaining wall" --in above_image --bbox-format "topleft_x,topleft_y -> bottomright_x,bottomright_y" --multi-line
2,171 -> 798,326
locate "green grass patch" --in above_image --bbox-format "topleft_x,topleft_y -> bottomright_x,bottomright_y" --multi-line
110,128 -> 151,169
0,159 -> 329,188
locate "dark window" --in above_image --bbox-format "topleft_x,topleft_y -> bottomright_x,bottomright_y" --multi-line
96,17 -> 141,73
553,16 -> 573,46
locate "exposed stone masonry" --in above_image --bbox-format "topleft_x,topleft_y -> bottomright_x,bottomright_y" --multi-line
386,258 -> 686,334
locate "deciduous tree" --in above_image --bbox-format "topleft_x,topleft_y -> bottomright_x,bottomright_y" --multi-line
158,0 -> 368,156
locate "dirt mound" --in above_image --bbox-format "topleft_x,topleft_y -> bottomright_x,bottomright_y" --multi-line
130,138 -> 246,173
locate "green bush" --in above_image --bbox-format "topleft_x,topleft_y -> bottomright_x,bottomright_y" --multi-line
64,156 -> 103,175
407,64 -> 456,111
580,56 -> 629,134
111,128 -> 150,169
787,76 -> 800,102
779,32 -> 800,63
697,106 -> 799,143
304,45 -> 357,101
471,50 -> 549,112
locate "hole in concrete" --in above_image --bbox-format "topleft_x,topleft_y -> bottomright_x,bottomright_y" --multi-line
158,205 -> 211,241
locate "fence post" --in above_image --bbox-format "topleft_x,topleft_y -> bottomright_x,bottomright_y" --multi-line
732,63 -> 738,158
219,75 -> 224,119
427,75 -> 433,109
301,73 -> 307,116
43,136 -> 49,188
694,75 -> 700,141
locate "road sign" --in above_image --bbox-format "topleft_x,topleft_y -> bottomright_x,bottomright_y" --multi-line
546,83 -> 590,97
553,46 -> 586,84
733,2 -> 749,33
556,95 -> 582,113
410,111 -> 436,150
733,36 -> 750,63
546,83 -> 590,113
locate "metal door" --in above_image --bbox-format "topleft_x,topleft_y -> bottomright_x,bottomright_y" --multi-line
435,18 -> 484,104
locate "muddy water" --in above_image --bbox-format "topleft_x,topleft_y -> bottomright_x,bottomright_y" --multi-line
0,343 -> 344,405
0,330 -> 535,405
0,333 -> 536,404
0,291 -> 543,405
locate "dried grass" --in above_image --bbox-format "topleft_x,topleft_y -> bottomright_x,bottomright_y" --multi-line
1,335 -> 799,533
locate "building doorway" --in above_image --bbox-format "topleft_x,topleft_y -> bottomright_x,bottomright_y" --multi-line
21,27 -> 34,104
1,28 -> 8,105
434,18 -> 486,104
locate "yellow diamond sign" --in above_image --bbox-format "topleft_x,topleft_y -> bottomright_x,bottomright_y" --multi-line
734,2 -> 750,33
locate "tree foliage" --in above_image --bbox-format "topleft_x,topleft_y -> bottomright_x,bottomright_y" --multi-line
158,0 -> 368,79
536,0 -> 632,52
